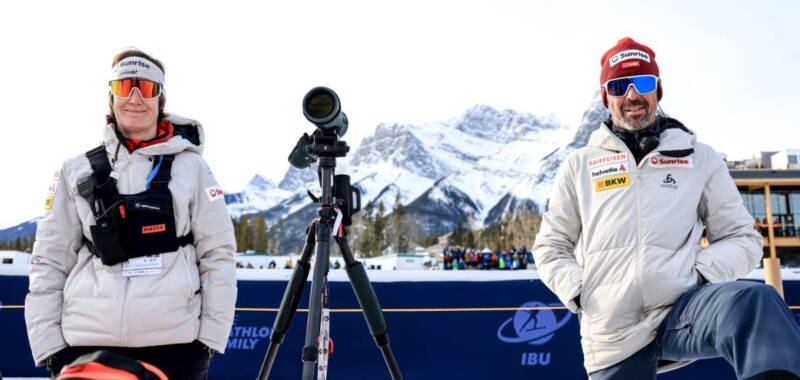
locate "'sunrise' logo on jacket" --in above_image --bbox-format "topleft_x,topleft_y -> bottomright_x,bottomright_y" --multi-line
650,156 -> 693,168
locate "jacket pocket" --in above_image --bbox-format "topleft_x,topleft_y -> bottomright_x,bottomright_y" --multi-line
179,247 -> 195,301
62,252 -> 92,305
641,244 -> 699,310
660,318 -> 717,360
582,282 -> 640,342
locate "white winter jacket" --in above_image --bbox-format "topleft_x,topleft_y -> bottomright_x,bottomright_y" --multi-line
25,115 -> 237,366
533,118 -> 763,373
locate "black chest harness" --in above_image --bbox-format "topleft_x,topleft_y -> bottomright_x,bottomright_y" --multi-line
79,145 -> 193,266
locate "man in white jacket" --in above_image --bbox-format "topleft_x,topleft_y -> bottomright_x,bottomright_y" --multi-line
533,37 -> 800,379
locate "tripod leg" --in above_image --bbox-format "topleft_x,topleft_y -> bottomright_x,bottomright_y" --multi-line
301,220 -> 332,380
258,224 -> 316,380
337,235 -> 404,380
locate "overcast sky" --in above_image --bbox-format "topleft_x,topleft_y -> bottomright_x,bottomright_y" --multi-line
1,0 -> 798,229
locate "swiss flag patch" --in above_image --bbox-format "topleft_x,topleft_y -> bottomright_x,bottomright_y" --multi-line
622,61 -> 640,69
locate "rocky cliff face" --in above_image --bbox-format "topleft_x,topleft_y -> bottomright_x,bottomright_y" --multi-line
221,94 -> 608,251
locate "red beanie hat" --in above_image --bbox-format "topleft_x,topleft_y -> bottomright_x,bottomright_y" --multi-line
599,37 -> 662,106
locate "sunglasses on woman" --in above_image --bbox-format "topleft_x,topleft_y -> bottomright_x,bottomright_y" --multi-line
109,79 -> 162,99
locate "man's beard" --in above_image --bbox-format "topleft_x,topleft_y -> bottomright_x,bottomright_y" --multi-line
617,99 -> 654,131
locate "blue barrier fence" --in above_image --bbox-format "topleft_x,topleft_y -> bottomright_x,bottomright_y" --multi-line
1,270 -> 798,379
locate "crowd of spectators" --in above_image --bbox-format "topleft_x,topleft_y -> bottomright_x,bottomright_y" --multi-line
236,258 -> 295,269
235,245 -> 536,271
440,245 -> 534,270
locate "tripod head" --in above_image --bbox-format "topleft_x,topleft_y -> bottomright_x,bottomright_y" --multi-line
288,86 -> 349,169
287,87 -> 361,226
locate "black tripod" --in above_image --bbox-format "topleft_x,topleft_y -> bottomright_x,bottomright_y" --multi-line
257,87 -> 402,380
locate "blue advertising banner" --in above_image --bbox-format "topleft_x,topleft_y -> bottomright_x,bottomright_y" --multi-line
1,270 -> 798,379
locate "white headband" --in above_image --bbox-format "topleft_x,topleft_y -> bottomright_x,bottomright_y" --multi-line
111,56 -> 165,86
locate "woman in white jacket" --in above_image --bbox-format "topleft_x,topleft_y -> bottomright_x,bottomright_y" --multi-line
25,48 -> 237,380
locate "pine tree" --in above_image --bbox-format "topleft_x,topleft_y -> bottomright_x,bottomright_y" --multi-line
416,234 -> 439,248
253,213 -> 268,253
463,214 -> 476,249
466,228 -> 476,249
391,192 -> 410,253
478,223 -> 502,251
451,220 -> 464,246
357,201 -> 374,257
266,221 -> 279,253
372,201 -> 387,257
472,209 -> 542,252
270,219 -> 285,254
503,208 -> 542,250
236,215 -> 251,253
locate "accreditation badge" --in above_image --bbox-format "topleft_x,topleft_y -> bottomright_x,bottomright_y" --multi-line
122,254 -> 163,277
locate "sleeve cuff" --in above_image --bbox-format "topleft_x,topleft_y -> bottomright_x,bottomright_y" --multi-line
695,252 -> 718,283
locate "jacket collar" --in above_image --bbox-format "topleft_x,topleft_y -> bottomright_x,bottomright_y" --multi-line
587,117 -> 696,154
102,114 -> 205,156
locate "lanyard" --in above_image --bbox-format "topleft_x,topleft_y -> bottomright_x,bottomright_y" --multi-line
145,155 -> 163,190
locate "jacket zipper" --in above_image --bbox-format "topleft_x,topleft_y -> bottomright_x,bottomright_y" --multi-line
127,152 -> 133,193
611,141 -> 647,321
635,161 -> 645,322
181,249 -> 194,301
636,150 -> 664,330
606,131 -> 666,327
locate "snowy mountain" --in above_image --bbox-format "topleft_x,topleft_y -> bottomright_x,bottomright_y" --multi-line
223,174 -> 294,218
0,94 -> 610,252
0,218 -> 39,243
496,92 -> 609,221
226,95 -> 610,251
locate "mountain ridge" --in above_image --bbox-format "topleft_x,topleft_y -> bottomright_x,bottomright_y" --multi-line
227,98 -> 608,251
0,96 -> 610,251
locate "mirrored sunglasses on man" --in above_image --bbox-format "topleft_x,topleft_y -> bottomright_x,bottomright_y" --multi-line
604,75 -> 658,97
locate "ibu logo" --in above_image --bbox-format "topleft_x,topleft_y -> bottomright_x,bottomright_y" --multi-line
497,301 -> 571,345
497,301 -> 572,367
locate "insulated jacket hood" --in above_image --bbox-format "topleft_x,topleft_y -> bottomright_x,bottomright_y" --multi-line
103,114 -> 205,157
587,117 -> 696,158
